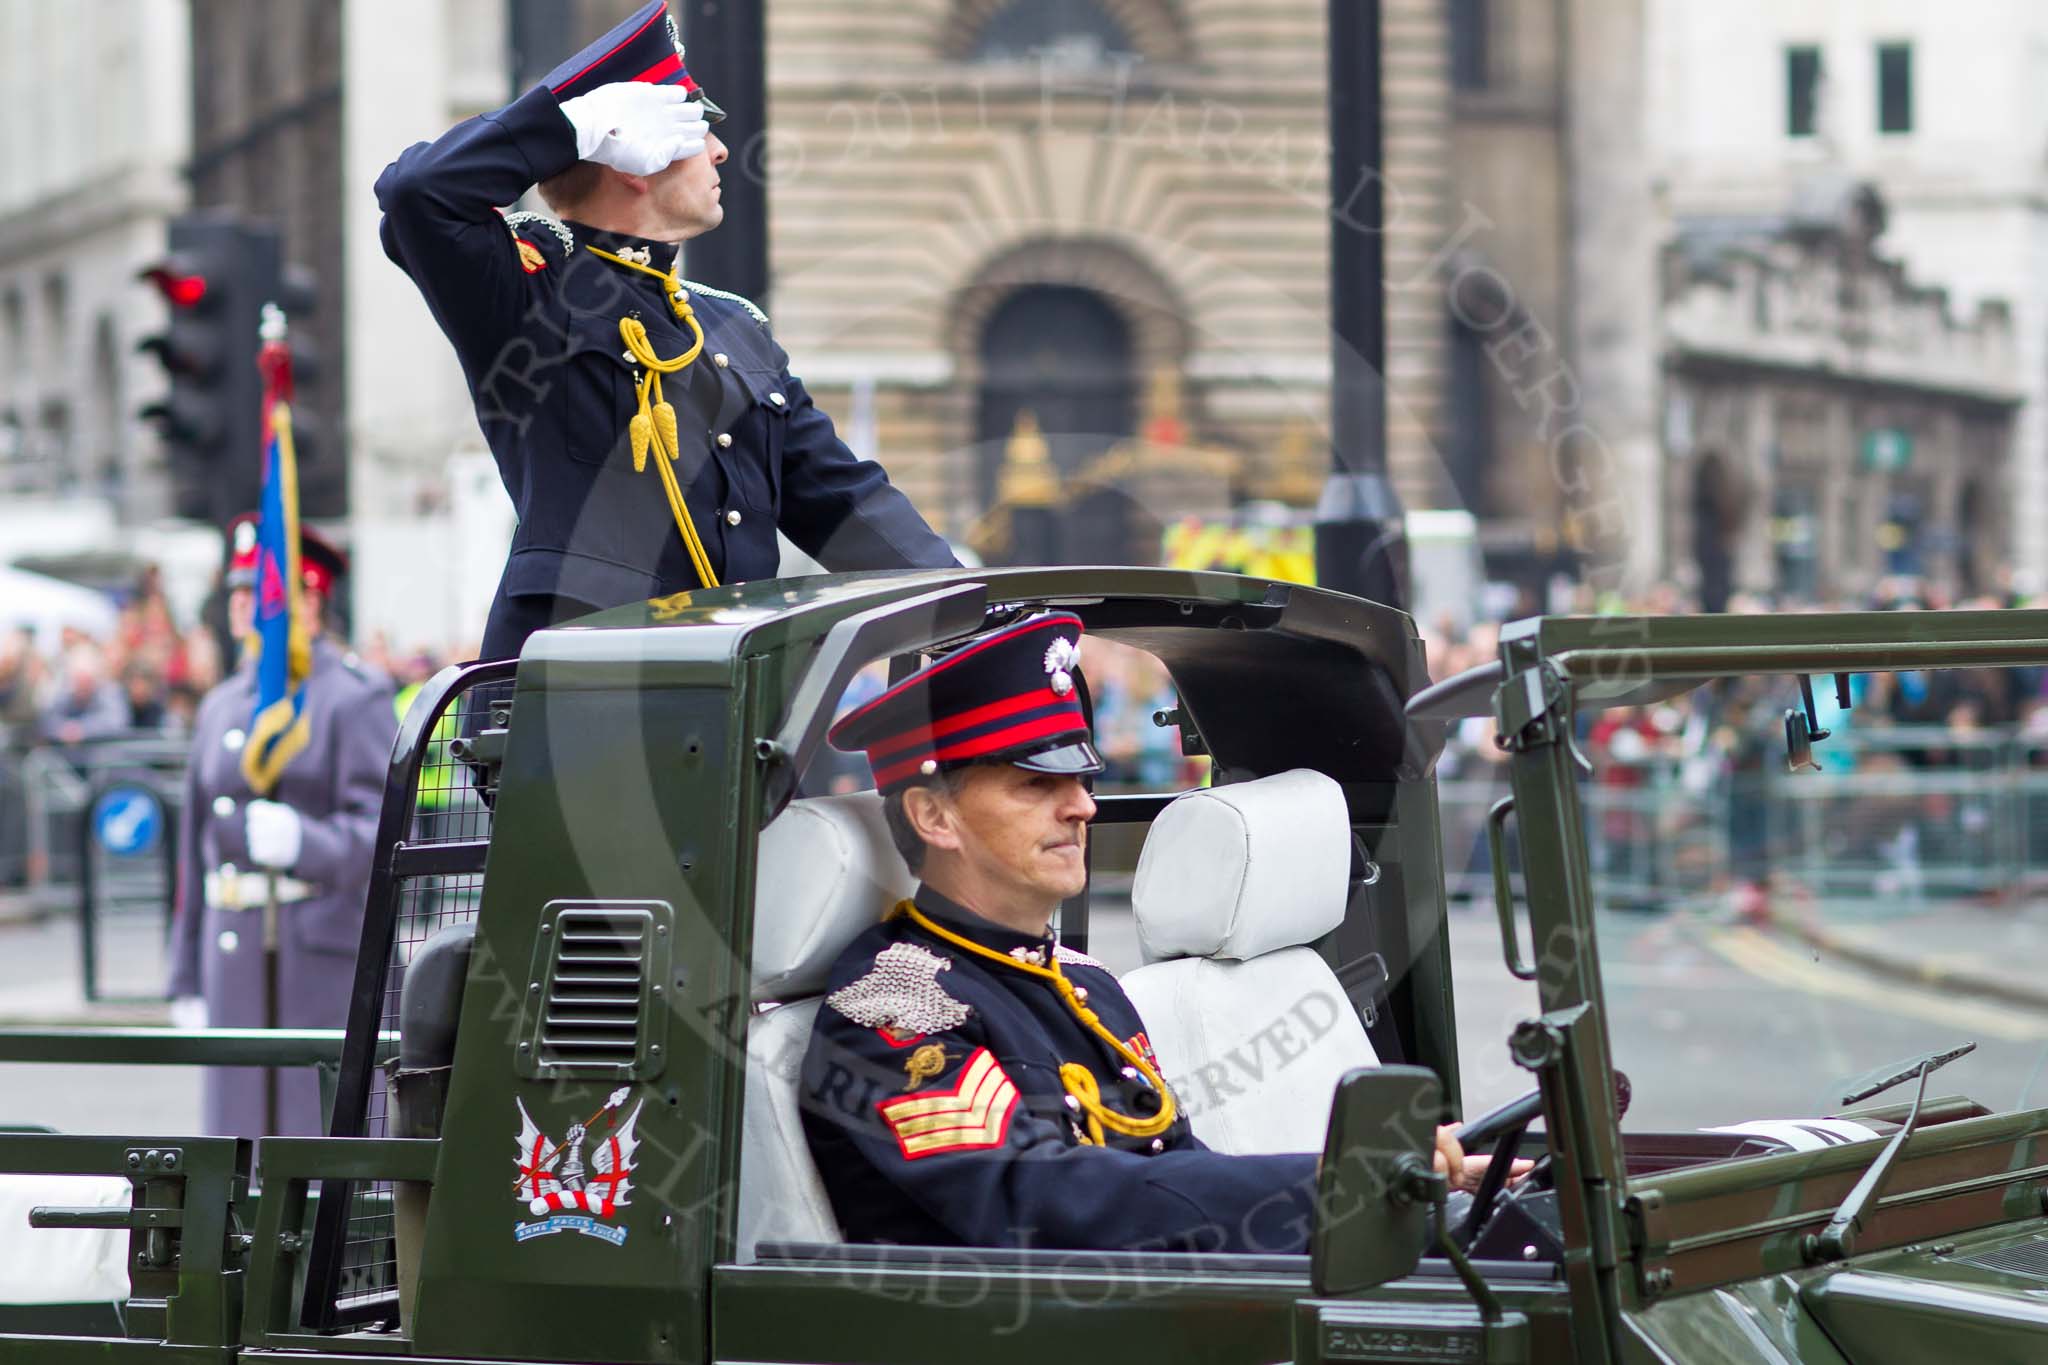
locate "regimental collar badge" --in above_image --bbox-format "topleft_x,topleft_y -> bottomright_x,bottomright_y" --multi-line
1043,636 -> 1080,697
512,1088 -> 643,1246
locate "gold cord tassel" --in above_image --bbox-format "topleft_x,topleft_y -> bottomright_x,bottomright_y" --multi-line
629,409 -> 653,473
585,240 -> 718,588
653,400 -> 679,463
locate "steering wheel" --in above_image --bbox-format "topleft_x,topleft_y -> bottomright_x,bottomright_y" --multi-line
1447,1070 -> 1629,1250
1449,1087 -> 1541,1248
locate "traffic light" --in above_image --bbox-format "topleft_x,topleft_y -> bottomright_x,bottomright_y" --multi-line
136,214 -> 316,524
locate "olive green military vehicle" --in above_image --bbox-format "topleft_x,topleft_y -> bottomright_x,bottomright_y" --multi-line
5,567 -> 2048,1363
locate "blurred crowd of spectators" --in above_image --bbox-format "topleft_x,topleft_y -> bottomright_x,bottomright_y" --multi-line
1423,575 -> 2048,904
0,567 -> 220,749
1426,575 -> 2048,781
0,566 -> 464,754
8,563 -> 2047,787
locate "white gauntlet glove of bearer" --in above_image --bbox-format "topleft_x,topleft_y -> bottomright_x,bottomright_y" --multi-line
559,82 -> 708,175
245,799 -> 304,871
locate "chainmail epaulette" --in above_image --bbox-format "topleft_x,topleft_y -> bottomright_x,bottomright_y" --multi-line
679,279 -> 769,326
503,211 -> 575,256
1053,942 -> 1108,971
825,942 -> 972,1035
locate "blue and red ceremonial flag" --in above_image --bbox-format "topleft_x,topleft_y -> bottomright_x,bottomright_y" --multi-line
240,326 -> 312,795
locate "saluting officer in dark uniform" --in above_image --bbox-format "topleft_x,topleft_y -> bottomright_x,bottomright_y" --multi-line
801,614 -> 1326,1252
166,520 -> 397,1138
376,1 -> 956,661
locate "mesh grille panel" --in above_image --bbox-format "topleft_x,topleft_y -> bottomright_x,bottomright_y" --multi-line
322,669 -> 502,1325
410,677 -> 506,844
1951,1239 -> 2048,1283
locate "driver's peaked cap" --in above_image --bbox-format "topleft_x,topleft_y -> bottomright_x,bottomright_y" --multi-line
828,612 -> 1105,795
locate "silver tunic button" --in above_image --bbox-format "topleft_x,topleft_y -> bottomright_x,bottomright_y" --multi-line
1150,1138 -> 1166,1153
716,432 -> 733,448
1073,986 -> 1089,1004
768,392 -> 786,407
212,796 -> 236,818
223,728 -> 246,752
218,930 -> 239,954
1063,1095 -> 1081,1112
1121,1066 -> 1139,1081
713,352 -> 729,368
725,509 -> 743,526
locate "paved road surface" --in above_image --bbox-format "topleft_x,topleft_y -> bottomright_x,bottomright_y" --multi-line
0,909 -> 200,1135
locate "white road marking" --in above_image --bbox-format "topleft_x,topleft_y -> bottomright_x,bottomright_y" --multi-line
1706,927 -> 2048,1043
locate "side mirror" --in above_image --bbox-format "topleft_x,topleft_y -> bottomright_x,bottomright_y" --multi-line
1784,707 -> 1821,773
1309,1065 -> 1445,1295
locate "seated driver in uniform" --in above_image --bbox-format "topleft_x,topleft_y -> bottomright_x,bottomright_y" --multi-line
800,612 -> 1487,1252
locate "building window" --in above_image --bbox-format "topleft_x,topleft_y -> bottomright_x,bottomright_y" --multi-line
1877,42 -> 1912,134
969,0 -> 1136,66
1445,318 -> 1492,512
1785,45 -> 1821,138
1449,0 -> 1488,91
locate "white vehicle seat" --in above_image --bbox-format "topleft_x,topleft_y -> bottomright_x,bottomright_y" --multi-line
0,1172 -> 131,1305
1119,769 -> 1376,1155
737,793 -> 916,1261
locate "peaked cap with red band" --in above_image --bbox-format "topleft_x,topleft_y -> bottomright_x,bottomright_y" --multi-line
225,513 -> 346,598
544,0 -> 726,123
829,613 -> 1105,795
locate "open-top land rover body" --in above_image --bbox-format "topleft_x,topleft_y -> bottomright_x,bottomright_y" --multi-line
4,567 -> 2048,1364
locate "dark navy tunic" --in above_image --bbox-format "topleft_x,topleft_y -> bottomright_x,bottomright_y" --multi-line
801,887 -> 1320,1252
374,84 -> 956,657
165,640 -> 397,1137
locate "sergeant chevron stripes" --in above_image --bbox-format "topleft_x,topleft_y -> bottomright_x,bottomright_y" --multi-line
876,1047 -> 1018,1159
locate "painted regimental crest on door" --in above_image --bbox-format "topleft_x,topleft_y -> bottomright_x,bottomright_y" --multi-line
513,1086 -> 643,1246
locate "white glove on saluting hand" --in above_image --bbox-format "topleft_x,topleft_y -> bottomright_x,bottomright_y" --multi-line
559,82 -> 708,176
245,799 -> 304,872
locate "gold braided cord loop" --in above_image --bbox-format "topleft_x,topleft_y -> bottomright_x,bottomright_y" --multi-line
583,245 -> 717,588
899,901 -> 1178,1143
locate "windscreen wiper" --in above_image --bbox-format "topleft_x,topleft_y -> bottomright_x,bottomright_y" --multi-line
1836,1041 -> 1977,1109
1804,1041 -> 1976,1263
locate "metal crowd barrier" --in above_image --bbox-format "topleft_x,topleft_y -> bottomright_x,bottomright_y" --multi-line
9,732 -> 186,914
1439,724 -> 2048,913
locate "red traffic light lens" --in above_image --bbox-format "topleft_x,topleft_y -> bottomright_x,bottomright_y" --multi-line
143,268 -> 208,309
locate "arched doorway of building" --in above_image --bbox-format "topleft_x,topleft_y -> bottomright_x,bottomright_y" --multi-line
974,285 -> 1138,510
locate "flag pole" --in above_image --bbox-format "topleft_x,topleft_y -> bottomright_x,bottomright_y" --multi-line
257,302 -> 290,1137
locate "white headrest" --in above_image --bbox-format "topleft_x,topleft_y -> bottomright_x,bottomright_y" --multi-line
1131,769 -> 1351,961
752,794 -> 915,1000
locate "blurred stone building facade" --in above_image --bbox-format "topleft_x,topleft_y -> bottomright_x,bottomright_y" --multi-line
1663,185 -> 2019,605
755,0 -> 1656,593
758,0 -> 1379,560
0,0 -> 190,537
1650,0 -> 2039,597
